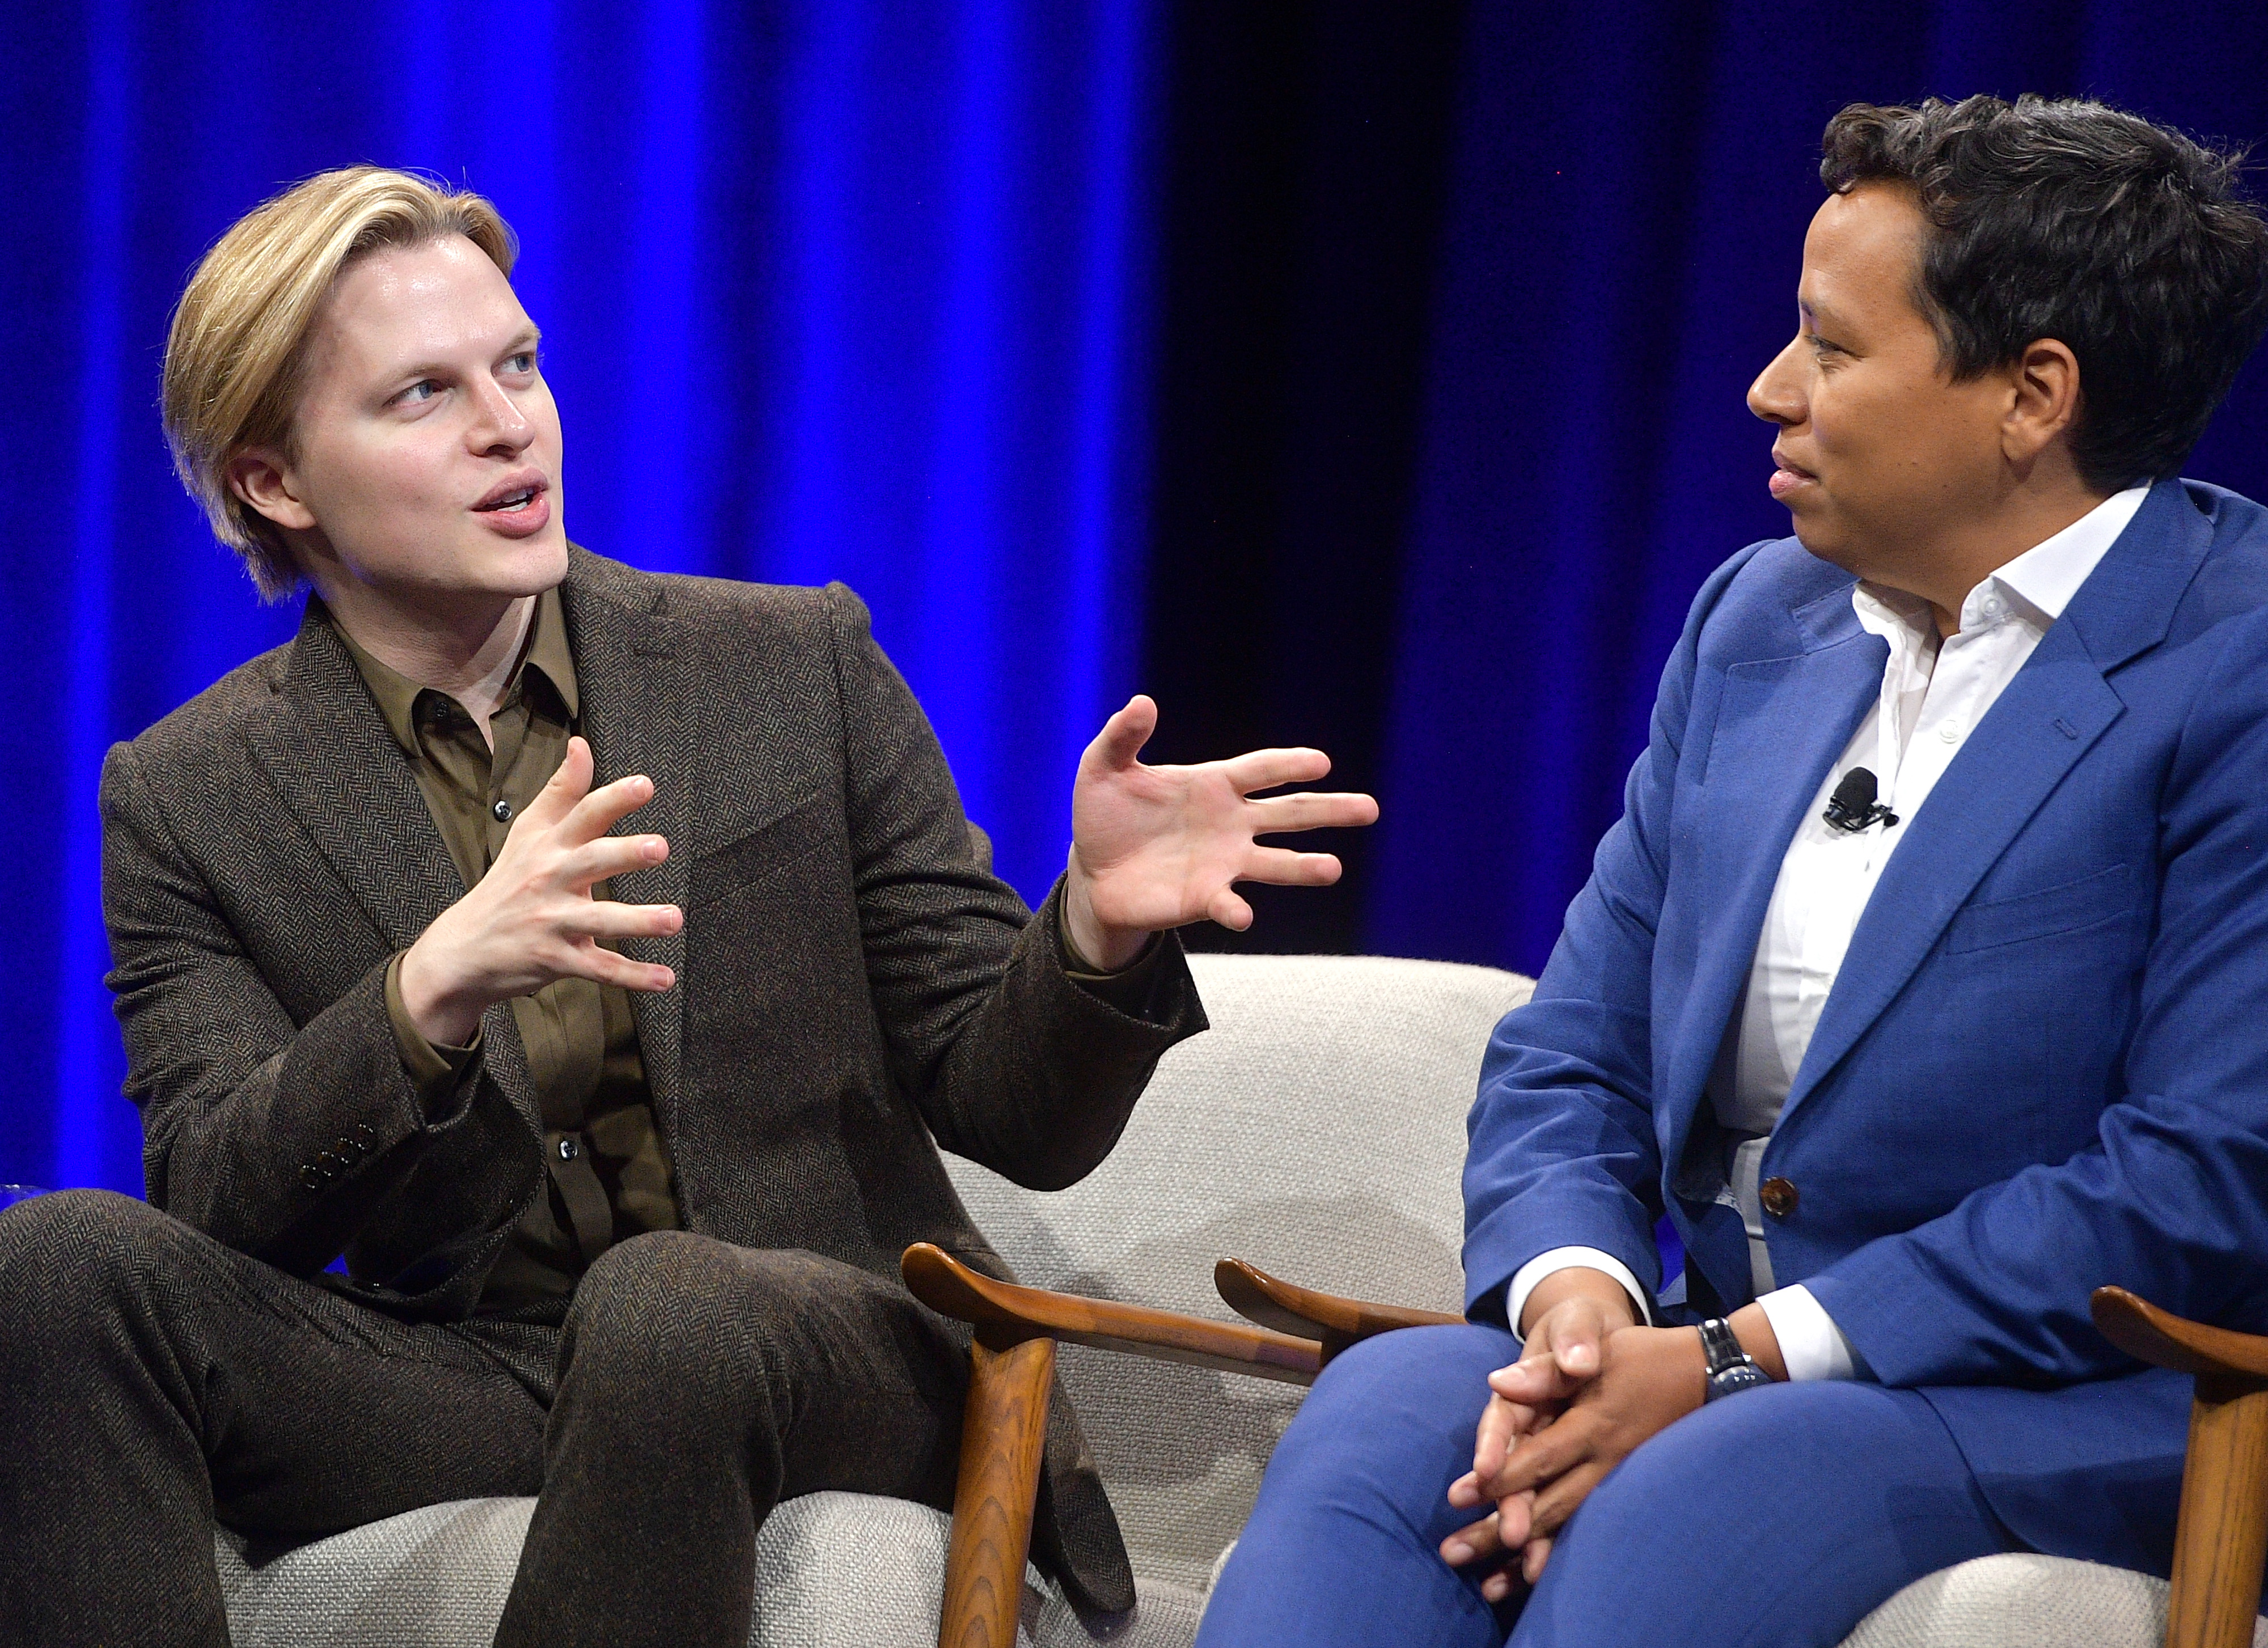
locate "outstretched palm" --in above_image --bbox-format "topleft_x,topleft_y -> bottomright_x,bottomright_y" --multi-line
1066,696 -> 1379,962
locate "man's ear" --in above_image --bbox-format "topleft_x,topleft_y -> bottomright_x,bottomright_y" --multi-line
2002,338 -> 2083,470
226,447 -> 318,533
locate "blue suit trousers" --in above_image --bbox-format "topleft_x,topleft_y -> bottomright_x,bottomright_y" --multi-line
1197,1325 -> 2019,1648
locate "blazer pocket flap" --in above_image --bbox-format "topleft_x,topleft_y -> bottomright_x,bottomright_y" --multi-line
690,795 -> 832,908
1947,862 -> 2132,954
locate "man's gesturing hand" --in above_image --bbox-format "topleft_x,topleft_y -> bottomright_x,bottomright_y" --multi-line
398,736 -> 683,1045
1063,695 -> 1380,971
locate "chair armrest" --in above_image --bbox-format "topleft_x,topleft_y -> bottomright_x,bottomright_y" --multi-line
1215,1257 -> 1463,1358
2092,1286 -> 2268,1381
2092,1286 -> 2268,1648
901,1243 -> 1322,1386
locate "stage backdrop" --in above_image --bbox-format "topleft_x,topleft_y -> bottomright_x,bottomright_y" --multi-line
9,2 -> 2268,1196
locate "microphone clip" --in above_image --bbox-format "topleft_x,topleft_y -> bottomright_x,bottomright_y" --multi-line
1822,766 -> 1899,834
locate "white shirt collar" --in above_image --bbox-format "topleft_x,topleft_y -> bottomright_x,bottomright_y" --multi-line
1852,484 -> 2150,639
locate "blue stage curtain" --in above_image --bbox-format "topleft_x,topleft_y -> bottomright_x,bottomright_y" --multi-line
0,0 -> 1161,1193
16,2 -> 2268,1199
1366,3 -> 2268,975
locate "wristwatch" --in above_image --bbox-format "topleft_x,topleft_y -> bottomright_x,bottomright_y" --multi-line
1698,1317 -> 1772,1401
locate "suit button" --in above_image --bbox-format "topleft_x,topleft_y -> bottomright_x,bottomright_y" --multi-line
1760,1177 -> 1799,1218
336,1135 -> 361,1159
557,1137 -> 580,1162
492,799 -> 514,822
300,1164 -> 324,1191
352,1122 -> 378,1146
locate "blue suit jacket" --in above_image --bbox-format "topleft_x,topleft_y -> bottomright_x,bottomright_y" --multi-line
1466,478 -> 2268,1576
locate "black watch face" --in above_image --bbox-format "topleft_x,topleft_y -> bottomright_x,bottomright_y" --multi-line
1707,1362 -> 1772,1400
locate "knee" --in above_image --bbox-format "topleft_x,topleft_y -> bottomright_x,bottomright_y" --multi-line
563,1235 -> 825,1417
1263,1323 -> 1516,1526
0,1190 -> 175,1338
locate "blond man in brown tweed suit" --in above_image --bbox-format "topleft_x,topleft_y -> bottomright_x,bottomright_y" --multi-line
0,168 -> 1375,1647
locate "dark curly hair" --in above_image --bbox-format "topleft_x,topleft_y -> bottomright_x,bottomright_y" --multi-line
1821,95 -> 2268,492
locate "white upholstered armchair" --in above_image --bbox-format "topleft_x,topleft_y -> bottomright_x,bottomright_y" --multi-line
211,952 -> 2266,1647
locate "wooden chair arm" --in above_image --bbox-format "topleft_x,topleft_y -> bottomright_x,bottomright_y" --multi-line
904,1242 -> 1321,1645
902,1243 -> 1323,1385
905,1244 -> 1461,1647
2091,1286 -> 2268,1648
2092,1285 -> 2268,1381
1215,1257 -> 1463,1358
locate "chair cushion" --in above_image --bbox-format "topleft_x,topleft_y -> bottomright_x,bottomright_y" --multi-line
947,951 -> 1533,1589
219,1492 -> 1209,1648
1839,1553 -> 2268,1648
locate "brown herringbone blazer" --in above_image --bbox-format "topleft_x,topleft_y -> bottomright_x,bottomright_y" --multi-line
99,545 -> 1205,1609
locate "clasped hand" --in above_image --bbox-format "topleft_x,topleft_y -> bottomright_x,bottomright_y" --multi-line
1440,1291 -> 1708,1601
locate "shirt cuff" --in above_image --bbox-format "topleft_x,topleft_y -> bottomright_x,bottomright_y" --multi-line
1755,1284 -> 1860,1381
383,951 -> 481,1109
1505,1247 -> 1655,1345
1055,895 -> 1167,1015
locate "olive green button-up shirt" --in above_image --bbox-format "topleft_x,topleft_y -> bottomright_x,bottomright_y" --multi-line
335,589 -> 680,1315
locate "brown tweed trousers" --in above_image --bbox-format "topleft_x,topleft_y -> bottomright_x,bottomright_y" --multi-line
0,546 -> 1203,1645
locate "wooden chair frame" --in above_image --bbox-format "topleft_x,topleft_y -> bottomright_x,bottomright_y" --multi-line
903,1244 -> 1452,1647
907,1245 -> 2268,1648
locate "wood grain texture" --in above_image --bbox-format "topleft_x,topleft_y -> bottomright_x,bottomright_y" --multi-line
940,1335 -> 1056,1648
2167,1374 -> 2268,1648
901,1243 -> 1323,1385
2093,1286 -> 2268,1380
1215,1257 -> 1462,1362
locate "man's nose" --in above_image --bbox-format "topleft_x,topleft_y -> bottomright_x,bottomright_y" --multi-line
1747,337 -> 1805,426
468,378 -> 535,454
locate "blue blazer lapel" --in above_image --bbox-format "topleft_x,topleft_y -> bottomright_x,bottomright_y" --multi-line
1782,481 -> 2210,1117
1657,585 -> 1883,1173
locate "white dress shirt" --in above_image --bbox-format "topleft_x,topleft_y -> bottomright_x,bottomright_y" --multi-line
1507,486 -> 2149,1378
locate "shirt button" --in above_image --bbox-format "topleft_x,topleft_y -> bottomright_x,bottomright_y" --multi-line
557,1137 -> 580,1162
1937,719 -> 1961,743
492,799 -> 514,823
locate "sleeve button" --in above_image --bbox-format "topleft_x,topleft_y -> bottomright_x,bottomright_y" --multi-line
1760,1177 -> 1800,1218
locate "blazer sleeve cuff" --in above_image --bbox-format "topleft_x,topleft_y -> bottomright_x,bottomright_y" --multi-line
382,952 -> 483,1121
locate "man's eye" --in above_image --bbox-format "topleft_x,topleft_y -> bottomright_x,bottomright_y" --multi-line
401,380 -> 440,403
505,352 -> 536,374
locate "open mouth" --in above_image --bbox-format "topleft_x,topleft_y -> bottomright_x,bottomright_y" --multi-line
474,485 -> 544,514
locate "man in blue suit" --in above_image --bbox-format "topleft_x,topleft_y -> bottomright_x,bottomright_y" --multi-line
1198,94 -> 2268,1648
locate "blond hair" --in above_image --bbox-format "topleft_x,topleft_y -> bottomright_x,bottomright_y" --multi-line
161,167 -> 518,599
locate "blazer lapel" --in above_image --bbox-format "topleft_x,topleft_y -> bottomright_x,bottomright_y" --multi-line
1657,589 -> 1883,1175
561,552 -> 695,1140
1780,480 -> 2211,1117
247,608 -> 464,952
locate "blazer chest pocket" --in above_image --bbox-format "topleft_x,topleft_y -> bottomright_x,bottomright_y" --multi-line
689,795 -> 834,909
1946,861 -> 2133,955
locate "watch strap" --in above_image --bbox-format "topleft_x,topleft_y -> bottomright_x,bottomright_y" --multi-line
1698,1316 -> 1747,1376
